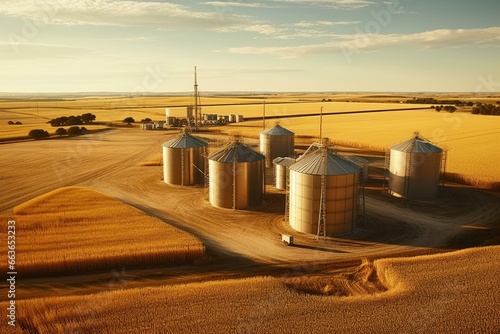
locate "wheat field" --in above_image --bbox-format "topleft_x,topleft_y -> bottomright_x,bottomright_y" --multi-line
5,246 -> 498,333
0,187 -> 205,277
223,109 -> 500,188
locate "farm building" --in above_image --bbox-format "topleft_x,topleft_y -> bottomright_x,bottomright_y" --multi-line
343,155 -> 369,183
162,132 -> 208,186
273,157 -> 296,190
387,133 -> 444,200
288,142 -> 362,236
208,140 -> 265,210
260,124 -> 295,168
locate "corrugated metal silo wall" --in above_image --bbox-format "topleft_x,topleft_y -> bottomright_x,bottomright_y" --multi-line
209,160 -> 265,209
260,134 -> 295,168
289,171 -> 359,235
163,146 -> 206,185
389,149 -> 442,200
274,163 -> 287,190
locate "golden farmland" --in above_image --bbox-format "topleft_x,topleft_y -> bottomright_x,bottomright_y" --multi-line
0,187 -> 205,278
1,93 -> 499,333
3,247 -> 499,333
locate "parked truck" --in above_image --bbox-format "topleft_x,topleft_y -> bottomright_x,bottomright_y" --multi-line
281,234 -> 294,246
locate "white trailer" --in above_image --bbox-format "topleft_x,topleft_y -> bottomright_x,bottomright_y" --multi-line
281,234 -> 294,246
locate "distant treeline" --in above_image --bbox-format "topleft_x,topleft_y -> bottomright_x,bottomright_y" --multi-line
472,103 -> 500,115
404,97 -> 474,106
49,113 -> 96,126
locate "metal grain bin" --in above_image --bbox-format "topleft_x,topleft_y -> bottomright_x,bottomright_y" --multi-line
273,157 -> 296,190
208,141 -> 265,209
162,133 -> 208,186
388,134 -> 443,200
288,147 -> 361,236
260,124 -> 295,168
344,155 -> 369,183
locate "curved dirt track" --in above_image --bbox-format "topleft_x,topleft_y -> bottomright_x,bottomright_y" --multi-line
2,128 -> 499,292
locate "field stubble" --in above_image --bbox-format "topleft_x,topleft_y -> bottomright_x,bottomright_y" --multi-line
0,187 -> 205,278
4,246 -> 498,333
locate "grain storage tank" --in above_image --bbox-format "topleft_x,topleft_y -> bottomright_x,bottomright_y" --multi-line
288,145 -> 361,236
273,157 -> 296,190
344,155 -> 369,183
209,140 -> 265,209
388,133 -> 443,200
260,124 -> 295,168
162,132 -> 208,186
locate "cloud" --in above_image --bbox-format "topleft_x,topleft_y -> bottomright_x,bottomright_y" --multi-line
228,27 -> 500,57
272,0 -> 375,9
0,41 -> 98,60
295,20 -> 360,28
203,2 -> 281,8
0,0 -> 247,29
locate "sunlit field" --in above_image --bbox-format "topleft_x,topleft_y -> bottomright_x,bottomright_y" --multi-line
5,246 -> 498,333
1,94 -> 498,186
222,109 -> 500,188
0,187 -> 205,277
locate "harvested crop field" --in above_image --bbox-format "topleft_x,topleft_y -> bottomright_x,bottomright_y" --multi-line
3,247 -> 498,333
0,187 -> 205,278
1,93 -> 499,333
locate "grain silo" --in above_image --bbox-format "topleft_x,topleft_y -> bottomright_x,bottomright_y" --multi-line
208,140 -> 265,209
288,142 -> 361,236
260,124 -> 295,168
344,155 -> 369,183
273,157 -> 296,190
388,133 -> 444,200
162,132 -> 208,186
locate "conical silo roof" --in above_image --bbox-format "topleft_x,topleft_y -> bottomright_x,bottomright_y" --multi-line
260,124 -> 294,136
290,149 -> 361,175
273,156 -> 296,167
209,141 -> 265,162
391,135 -> 442,153
162,133 -> 207,149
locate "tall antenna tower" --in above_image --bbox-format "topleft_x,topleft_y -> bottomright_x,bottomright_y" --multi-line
316,106 -> 327,240
193,66 -> 202,131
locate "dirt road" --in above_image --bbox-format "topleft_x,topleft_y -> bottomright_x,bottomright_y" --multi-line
2,128 -> 499,296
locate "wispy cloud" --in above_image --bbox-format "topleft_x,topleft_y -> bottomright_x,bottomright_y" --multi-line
228,27 -> 500,57
0,41 -> 97,60
0,0 -> 248,29
203,2 -> 282,8
295,20 -> 360,27
273,0 -> 375,9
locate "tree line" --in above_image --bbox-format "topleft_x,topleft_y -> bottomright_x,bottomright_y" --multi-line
49,113 -> 96,127
471,103 -> 500,116
405,97 -> 475,106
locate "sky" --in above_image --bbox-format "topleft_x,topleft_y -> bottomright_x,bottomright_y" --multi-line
0,0 -> 499,93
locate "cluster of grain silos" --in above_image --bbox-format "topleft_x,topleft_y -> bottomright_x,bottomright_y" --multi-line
287,143 -> 362,236
387,133 -> 444,200
260,124 -> 295,168
160,118 -> 447,241
273,157 -> 296,190
208,140 -> 265,209
162,132 -> 208,186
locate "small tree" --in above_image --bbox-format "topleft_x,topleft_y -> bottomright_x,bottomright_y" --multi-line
123,117 -> 135,125
81,113 -> 96,124
141,118 -> 152,123
67,126 -> 81,136
28,129 -> 50,140
8,121 -> 14,125
55,128 -> 67,136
